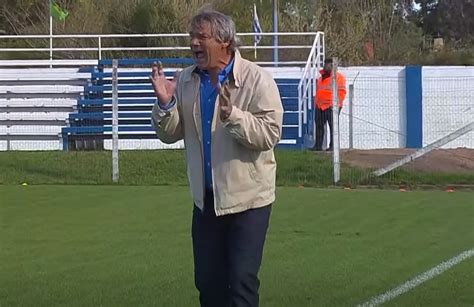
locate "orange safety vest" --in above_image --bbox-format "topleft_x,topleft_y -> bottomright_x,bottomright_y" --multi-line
315,71 -> 347,111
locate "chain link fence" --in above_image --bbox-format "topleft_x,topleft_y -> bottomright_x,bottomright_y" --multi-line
332,66 -> 474,189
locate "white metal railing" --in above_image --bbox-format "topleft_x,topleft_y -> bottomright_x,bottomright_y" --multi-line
297,32 -> 324,140
0,32 -> 318,65
1,31 -> 325,151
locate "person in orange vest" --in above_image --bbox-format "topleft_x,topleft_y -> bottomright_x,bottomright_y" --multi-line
312,58 -> 347,151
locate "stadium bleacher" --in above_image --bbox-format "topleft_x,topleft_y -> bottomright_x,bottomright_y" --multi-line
0,68 -> 91,150
62,58 -> 304,151
0,59 -> 305,151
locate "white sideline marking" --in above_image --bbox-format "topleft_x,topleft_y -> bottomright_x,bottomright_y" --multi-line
358,248 -> 474,307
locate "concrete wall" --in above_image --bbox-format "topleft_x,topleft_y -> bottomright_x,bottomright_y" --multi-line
335,66 -> 473,149
422,66 -> 474,149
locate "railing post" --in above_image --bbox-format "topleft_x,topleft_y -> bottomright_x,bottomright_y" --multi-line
332,57 -> 341,184
98,36 -> 102,60
322,33 -> 326,66
49,14 -> 53,68
298,84 -> 302,139
349,84 -> 354,150
272,0 -> 279,67
112,59 -> 120,183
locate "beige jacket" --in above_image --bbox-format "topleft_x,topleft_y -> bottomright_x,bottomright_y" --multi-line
151,51 -> 283,216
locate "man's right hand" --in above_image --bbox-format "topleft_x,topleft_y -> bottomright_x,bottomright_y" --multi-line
150,61 -> 178,106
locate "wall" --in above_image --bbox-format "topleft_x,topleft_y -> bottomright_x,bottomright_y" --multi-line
422,67 -> 474,149
338,67 -> 406,149
336,66 -> 473,149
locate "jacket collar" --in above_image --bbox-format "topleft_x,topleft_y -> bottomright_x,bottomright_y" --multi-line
182,50 -> 243,87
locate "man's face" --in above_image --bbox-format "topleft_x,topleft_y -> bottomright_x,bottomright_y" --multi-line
324,62 -> 333,73
189,21 -> 229,71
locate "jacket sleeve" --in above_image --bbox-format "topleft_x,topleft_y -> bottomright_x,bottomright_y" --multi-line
151,97 -> 183,144
222,76 -> 283,151
337,73 -> 347,108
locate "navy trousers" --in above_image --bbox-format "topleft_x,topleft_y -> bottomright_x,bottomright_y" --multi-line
192,195 -> 271,307
315,107 -> 334,151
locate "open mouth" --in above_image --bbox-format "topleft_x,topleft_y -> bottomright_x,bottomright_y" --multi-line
194,51 -> 205,61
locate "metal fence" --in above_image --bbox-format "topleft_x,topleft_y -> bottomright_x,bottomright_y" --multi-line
331,66 -> 474,188
1,31 -> 473,188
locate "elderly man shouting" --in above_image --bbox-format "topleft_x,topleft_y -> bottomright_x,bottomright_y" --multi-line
151,8 -> 283,307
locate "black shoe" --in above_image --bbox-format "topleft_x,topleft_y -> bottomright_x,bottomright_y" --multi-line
326,147 -> 333,152
310,146 -> 323,151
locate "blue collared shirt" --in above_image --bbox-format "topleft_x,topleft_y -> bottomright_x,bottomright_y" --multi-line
156,59 -> 234,194
198,59 -> 234,193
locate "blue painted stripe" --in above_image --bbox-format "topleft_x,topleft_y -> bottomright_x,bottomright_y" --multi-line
405,66 -> 423,148
98,58 -> 194,66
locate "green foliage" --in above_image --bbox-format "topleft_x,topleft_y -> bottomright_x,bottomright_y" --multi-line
0,0 -> 472,64
413,0 -> 474,44
419,49 -> 474,66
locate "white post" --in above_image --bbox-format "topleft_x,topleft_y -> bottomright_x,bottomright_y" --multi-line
332,58 -> 340,184
112,59 -> 120,183
311,42 -> 316,106
310,39 -> 317,143
297,81 -> 302,139
322,33 -> 325,66
272,0 -> 279,66
349,84 -> 354,150
49,0 -> 53,68
98,36 -> 102,60
254,41 -> 257,60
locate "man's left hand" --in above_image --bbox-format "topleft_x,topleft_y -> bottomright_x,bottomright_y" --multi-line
218,81 -> 232,121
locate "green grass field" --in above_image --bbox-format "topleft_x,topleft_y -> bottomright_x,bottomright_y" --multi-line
1,150 -> 473,188
1,185 -> 473,306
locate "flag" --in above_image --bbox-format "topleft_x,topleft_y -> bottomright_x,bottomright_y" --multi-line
50,1 -> 69,21
252,4 -> 263,45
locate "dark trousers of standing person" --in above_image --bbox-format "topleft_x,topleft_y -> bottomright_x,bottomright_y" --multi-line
314,107 -> 333,151
192,190 -> 272,307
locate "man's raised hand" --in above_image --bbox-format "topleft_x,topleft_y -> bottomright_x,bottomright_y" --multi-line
150,61 -> 179,105
218,80 -> 232,121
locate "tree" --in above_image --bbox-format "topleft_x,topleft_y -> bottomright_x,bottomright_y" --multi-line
0,0 -> 469,64
411,0 -> 473,44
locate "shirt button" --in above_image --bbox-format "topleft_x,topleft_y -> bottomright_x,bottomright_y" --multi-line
207,120 -> 211,124
207,141 -> 210,145
207,163 -> 211,166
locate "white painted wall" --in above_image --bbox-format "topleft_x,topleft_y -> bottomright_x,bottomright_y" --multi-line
422,66 -> 474,149
320,66 -> 473,150
338,67 -> 406,149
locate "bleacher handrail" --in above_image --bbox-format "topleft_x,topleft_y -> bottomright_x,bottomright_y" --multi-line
0,32 -> 319,39
297,32 -> 324,141
0,32 -> 321,65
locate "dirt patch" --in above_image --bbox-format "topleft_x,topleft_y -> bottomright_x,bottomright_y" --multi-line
341,148 -> 474,173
